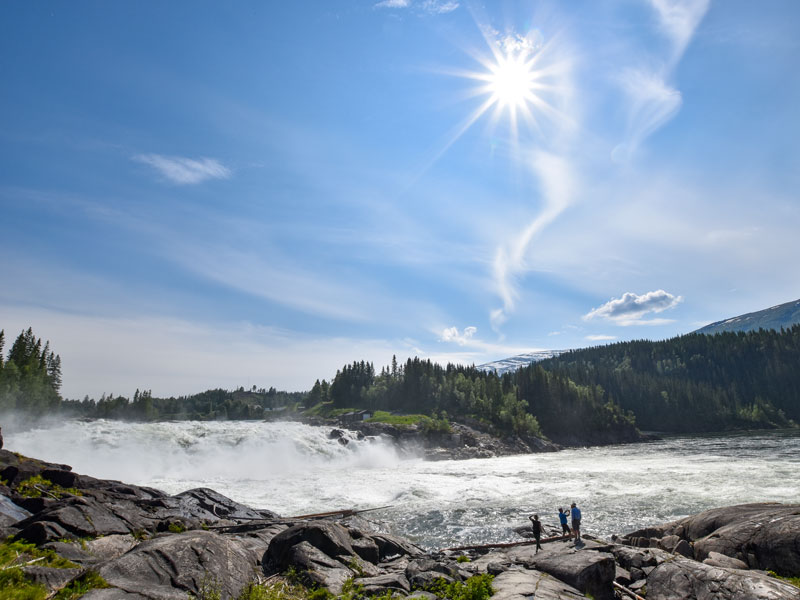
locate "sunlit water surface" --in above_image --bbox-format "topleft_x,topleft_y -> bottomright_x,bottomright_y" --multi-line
10,420 -> 799,550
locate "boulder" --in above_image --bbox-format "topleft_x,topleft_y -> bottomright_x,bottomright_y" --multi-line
351,536 -> 380,564
285,541 -> 354,595
647,554 -> 800,600
355,573 -> 411,595
98,530 -> 262,600
370,533 -> 425,560
525,550 -> 616,600
673,538 -> 694,558
265,521 -> 355,570
0,494 -> 31,526
21,566 -> 83,592
82,590 -> 149,600
491,568 -> 586,600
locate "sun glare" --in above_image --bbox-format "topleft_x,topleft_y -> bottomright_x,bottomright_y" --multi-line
489,53 -> 536,109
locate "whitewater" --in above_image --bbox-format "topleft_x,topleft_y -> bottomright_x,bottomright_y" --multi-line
9,420 -> 800,550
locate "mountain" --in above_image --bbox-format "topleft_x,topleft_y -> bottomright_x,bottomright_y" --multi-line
478,349 -> 566,375
693,298 -> 800,335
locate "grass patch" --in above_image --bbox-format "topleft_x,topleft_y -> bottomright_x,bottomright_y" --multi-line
0,538 -> 78,569
0,566 -> 47,600
53,571 -> 109,600
15,475 -> 82,499
167,522 -> 186,534
366,412 -> 427,427
768,571 -> 800,588
456,555 -> 471,563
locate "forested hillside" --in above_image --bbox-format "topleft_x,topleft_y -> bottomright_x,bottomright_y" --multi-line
537,326 -> 800,432
312,356 -> 639,444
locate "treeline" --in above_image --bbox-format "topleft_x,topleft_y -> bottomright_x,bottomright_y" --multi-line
309,356 -> 639,444
60,386 -> 306,421
0,328 -> 62,415
537,326 -> 800,432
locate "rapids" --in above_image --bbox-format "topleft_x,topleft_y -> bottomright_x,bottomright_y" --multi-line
9,420 -> 800,550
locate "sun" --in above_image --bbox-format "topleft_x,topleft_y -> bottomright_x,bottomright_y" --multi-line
487,52 -> 537,110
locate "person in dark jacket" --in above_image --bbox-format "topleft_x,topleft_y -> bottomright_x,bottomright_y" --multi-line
529,514 -> 543,553
571,502 -> 582,542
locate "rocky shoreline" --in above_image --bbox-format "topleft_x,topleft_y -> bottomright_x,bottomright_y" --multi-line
310,417 -> 649,461
1,450 -> 798,600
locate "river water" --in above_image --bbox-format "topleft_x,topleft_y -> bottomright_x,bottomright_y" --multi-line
9,420 -> 799,550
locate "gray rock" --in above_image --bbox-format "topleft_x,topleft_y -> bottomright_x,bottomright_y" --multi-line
84,534 -> 138,561
356,573 -> 411,595
265,521 -> 355,571
406,592 -> 438,600
286,541 -> 354,595
647,554 -> 800,600
41,540 -> 94,563
21,566 -> 82,592
703,551 -> 750,570
352,536 -> 381,564
82,589 -> 149,600
370,533 -> 425,560
524,550 -> 616,600
615,565 -> 632,585
659,534 -> 680,551
673,539 -> 694,558
98,530 -> 262,600
0,494 -> 31,526
491,568 -> 586,600
408,570 -> 454,589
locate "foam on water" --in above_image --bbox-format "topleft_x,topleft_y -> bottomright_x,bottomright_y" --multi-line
9,421 -> 800,550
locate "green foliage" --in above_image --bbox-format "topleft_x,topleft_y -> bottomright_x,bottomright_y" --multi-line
167,522 -> 186,534
539,326 -> 800,433
456,555 -> 471,563
0,327 -> 62,416
53,571 -> 109,600
0,567 -> 47,600
15,475 -> 82,499
768,571 -> 800,588
189,573 -> 222,600
0,538 -> 78,569
424,574 -> 494,600
367,411 -> 428,427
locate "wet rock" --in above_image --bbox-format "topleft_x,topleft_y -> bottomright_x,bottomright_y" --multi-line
647,554 -> 800,600
99,530 -> 262,600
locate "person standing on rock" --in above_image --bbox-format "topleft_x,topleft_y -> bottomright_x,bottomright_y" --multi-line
529,514 -> 543,553
570,502 -> 582,543
558,507 -> 571,538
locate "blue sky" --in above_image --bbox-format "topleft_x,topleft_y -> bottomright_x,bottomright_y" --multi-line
2,1 -> 799,398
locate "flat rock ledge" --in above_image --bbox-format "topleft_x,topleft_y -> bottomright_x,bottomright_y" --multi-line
1,450 -> 799,600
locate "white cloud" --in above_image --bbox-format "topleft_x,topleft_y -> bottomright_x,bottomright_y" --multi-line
374,0 -> 410,7
585,334 -> 617,341
440,325 -> 477,346
133,154 -> 231,185
584,290 -> 683,326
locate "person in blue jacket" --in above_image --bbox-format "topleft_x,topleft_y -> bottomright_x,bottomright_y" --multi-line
558,507 -> 571,537
570,502 -> 582,542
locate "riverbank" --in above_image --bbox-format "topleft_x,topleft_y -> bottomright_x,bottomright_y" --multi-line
1,450 -> 798,599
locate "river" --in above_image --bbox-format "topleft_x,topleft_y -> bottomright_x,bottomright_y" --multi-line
8,419 -> 799,550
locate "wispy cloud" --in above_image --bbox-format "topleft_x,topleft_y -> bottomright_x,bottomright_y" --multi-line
133,154 -> 231,185
421,0 -> 459,14
374,0 -> 458,13
614,0 -> 709,161
586,334 -> 616,341
492,151 -> 577,330
584,290 -> 682,326
651,0 -> 711,61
